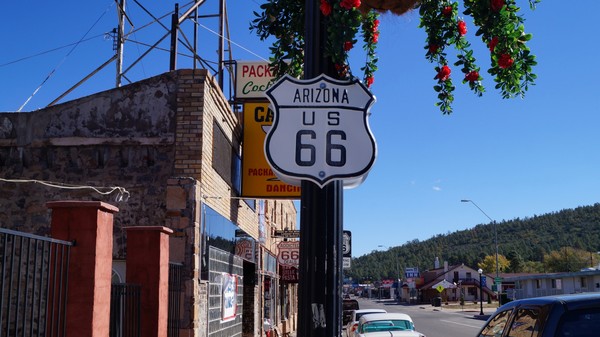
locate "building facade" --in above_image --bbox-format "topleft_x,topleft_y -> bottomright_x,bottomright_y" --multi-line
0,69 -> 297,337
400,261 -> 494,304
503,270 -> 600,300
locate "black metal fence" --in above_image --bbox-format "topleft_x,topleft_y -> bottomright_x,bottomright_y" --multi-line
110,284 -> 141,337
168,263 -> 183,337
110,263 -> 182,337
0,227 -> 73,337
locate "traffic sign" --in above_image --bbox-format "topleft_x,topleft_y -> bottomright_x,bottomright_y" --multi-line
342,230 -> 351,257
264,74 -> 377,188
343,257 -> 351,269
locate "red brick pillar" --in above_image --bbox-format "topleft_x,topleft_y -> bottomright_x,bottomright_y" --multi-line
125,226 -> 173,337
47,201 -> 119,337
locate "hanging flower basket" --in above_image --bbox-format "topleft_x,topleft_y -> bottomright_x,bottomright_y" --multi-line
251,0 -> 542,114
359,0 -> 420,15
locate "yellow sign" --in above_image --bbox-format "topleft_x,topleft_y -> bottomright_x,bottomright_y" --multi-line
242,102 -> 301,198
436,285 -> 445,293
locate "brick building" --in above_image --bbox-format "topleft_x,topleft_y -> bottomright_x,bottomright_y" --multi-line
0,69 -> 297,337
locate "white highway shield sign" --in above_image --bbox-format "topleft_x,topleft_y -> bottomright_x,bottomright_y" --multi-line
264,74 -> 377,188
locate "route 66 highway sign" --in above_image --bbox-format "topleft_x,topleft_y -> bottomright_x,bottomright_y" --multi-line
264,74 -> 376,188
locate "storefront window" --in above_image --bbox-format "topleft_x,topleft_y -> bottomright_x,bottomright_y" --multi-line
201,204 -> 255,280
264,253 -> 278,329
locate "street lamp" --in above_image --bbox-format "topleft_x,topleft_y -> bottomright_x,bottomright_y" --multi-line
378,245 -> 401,301
478,268 -> 484,315
461,199 -> 499,290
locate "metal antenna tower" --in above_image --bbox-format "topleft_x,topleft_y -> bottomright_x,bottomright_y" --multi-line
48,0 -> 233,107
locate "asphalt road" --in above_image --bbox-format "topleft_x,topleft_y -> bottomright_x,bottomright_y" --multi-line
351,297 -> 493,337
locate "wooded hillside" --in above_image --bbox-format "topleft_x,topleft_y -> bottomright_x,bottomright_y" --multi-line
345,203 -> 600,282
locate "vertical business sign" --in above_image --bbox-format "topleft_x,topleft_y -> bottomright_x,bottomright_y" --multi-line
278,241 -> 300,283
242,102 -> 301,198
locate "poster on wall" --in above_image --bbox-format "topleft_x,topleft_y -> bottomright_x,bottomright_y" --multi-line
221,273 -> 238,322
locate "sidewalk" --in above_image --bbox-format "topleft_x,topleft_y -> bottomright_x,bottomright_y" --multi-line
372,298 -> 498,319
428,304 -> 496,320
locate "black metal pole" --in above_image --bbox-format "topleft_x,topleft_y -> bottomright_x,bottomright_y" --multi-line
297,0 -> 343,336
479,272 -> 484,315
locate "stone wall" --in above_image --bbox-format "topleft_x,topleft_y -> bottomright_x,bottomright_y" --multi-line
0,72 -> 178,255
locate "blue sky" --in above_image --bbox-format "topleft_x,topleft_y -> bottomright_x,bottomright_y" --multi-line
2,1 -> 599,258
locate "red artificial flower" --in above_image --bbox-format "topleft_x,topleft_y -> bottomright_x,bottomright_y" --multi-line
366,76 -> 374,87
372,32 -> 380,43
428,44 -> 439,54
340,0 -> 361,10
488,36 -> 499,52
458,21 -> 467,36
320,0 -> 332,16
490,0 -> 505,12
343,41 -> 354,52
373,19 -> 380,30
465,71 -> 479,83
335,63 -> 349,77
442,6 -> 453,17
498,54 -> 514,69
436,65 -> 452,81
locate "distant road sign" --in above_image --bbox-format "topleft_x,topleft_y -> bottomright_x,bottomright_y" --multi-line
343,257 -> 351,269
342,230 -> 351,257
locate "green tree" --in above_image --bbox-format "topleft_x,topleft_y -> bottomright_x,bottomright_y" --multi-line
506,250 -> 524,273
543,247 -> 595,272
521,260 -> 544,273
477,254 -> 510,274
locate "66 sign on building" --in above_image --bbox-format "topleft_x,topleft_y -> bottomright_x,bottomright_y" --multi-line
265,74 -> 376,188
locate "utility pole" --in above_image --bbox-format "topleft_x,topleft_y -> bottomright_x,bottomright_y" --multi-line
296,0 -> 343,336
115,0 -> 125,87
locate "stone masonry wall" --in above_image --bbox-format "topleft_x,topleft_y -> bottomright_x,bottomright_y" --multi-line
0,72 -> 178,256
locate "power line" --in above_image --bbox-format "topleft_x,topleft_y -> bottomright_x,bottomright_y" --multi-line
0,178 -> 130,202
0,34 -> 107,69
17,1 -> 115,112
193,19 -> 269,62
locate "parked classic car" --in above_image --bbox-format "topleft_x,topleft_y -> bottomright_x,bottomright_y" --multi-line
354,313 -> 426,337
477,293 -> 600,337
344,309 -> 387,337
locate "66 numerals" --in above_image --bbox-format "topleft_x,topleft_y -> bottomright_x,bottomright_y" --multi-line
296,130 -> 347,167
279,250 -> 299,261
295,110 -> 347,167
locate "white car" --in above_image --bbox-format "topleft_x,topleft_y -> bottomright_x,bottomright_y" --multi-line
354,313 -> 426,337
344,309 -> 387,337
